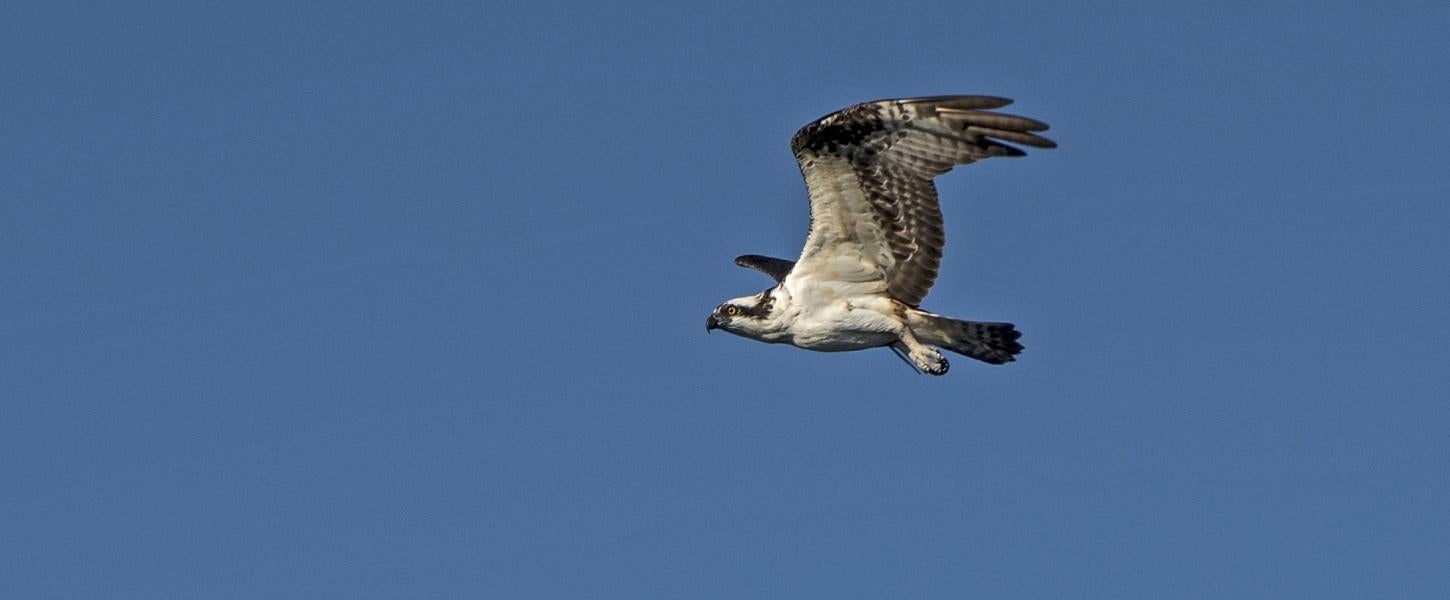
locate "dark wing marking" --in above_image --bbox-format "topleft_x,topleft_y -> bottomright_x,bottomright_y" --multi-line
786,96 -> 1055,306
734,254 -> 795,283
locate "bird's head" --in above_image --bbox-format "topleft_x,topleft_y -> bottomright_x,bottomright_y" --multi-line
705,289 -> 781,340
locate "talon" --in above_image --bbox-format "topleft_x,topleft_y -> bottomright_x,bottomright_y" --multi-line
911,349 -> 949,376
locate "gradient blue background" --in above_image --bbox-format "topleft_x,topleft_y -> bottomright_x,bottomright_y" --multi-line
4,2 -> 1448,598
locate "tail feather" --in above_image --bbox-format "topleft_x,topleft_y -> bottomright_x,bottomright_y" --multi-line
907,310 -> 1023,365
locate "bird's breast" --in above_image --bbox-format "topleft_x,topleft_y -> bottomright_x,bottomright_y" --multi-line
782,299 -> 899,352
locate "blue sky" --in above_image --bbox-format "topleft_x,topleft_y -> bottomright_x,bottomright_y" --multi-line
3,2 -> 1448,598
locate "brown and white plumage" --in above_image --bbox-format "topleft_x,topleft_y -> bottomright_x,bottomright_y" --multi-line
789,96 -> 1055,307
708,96 -> 1055,375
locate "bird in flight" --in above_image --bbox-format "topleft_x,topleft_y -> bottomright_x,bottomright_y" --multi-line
705,96 -> 1055,375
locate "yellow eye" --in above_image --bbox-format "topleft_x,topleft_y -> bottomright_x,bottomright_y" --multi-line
724,305 -> 740,316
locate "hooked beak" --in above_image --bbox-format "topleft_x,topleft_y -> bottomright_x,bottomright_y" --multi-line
705,314 -> 719,333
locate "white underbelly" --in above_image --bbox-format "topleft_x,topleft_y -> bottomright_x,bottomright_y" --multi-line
784,300 -> 900,351
792,330 -> 897,352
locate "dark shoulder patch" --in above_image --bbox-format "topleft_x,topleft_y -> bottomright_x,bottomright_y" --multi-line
790,102 -> 887,156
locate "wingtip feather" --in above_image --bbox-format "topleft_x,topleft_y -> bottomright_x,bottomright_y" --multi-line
965,126 -> 1058,148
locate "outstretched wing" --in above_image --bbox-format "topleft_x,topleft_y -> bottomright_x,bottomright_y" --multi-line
735,254 -> 795,283
785,96 -> 1055,306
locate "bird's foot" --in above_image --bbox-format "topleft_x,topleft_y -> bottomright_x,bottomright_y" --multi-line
913,348 -> 949,376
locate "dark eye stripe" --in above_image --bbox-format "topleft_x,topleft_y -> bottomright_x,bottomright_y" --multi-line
733,291 -> 775,319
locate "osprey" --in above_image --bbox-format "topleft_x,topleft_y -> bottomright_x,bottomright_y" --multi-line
706,95 -> 1055,375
